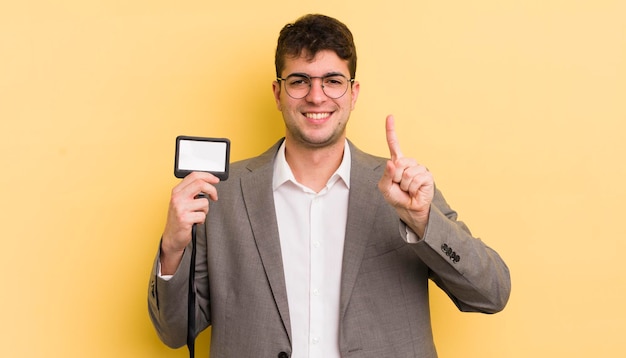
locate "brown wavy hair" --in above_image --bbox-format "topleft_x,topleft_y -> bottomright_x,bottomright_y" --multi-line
275,14 -> 357,79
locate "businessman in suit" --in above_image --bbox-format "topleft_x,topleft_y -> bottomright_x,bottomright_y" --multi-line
148,14 -> 511,358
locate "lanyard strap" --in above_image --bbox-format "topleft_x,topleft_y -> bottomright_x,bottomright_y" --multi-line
187,223 -> 197,358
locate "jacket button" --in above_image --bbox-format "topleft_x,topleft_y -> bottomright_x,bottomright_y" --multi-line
278,352 -> 289,358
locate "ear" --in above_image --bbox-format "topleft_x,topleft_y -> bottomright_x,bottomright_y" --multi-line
272,81 -> 282,111
350,80 -> 360,110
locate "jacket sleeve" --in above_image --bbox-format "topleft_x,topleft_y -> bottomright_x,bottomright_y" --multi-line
406,188 -> 511,313
147,237 -> 211,348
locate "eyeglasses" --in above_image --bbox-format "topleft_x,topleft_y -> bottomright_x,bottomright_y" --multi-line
277,73 -> 355,99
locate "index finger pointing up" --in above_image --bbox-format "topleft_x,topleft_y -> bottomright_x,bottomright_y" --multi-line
386,114 -> 403,161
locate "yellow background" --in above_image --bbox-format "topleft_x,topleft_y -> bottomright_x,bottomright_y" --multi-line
1,1 -> 625,357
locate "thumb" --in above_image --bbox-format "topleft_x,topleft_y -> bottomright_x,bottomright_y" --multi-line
378,159 -> 397,194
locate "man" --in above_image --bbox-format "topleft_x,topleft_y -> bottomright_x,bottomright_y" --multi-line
148,14 -> 511,358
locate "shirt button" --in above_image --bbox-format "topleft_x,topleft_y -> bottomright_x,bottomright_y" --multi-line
313,241 -> 320,248
312,288 -> 320,296
312,337 -> 320,345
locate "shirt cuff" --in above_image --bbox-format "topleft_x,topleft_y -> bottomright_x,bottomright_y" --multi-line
402,221 -> 429,243
157,259 -> 174,281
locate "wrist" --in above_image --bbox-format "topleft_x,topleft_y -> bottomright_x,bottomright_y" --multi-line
159,236 -> 185,275
398,207 -> 430,239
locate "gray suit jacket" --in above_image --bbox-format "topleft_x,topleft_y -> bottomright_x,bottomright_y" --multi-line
148,139 -> 511,358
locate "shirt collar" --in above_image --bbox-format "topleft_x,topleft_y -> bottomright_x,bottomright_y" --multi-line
273,139 -> 351,191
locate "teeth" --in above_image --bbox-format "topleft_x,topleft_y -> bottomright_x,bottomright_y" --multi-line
305,113 -> 331,120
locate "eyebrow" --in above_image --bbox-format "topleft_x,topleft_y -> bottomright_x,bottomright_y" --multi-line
286,71 -> 348,78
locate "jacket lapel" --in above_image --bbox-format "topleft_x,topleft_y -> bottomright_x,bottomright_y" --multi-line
240,139 -> 292,344
340,142 -> 385,321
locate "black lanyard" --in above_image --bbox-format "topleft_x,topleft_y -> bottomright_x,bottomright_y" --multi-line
187,223 -> 198,358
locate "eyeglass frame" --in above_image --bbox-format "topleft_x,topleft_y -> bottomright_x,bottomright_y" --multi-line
276,73 -> 356,99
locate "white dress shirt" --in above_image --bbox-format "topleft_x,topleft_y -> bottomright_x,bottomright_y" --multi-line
272,140 -> 351,358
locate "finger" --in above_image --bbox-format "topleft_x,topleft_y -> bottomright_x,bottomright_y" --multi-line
173,171 -> 220,195
386,114 -> 404,161
183,210 -> 209,226
177,174 -> 220,201
408,172 -> 433,198
392,157 -> 418,184
401,166 -> 430,194
199,183 -> 219,202
378,160 -> 412,209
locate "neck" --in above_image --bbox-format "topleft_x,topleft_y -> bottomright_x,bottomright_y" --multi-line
284,138 -> 346,192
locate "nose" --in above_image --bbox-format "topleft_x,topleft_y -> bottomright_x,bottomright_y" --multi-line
305,78 -> 327,103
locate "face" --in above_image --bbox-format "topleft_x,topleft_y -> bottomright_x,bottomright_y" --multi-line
273,50 -> 360,149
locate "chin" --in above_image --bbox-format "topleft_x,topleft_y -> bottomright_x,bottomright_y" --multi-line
302,133 -> 344,148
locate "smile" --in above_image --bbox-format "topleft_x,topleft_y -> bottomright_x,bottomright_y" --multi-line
305,112 -> 332,120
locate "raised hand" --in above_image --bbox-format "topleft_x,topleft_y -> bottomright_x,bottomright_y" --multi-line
378,115 -> 434,237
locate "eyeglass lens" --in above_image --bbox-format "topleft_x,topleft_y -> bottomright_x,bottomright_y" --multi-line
281,75 -> 351,99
